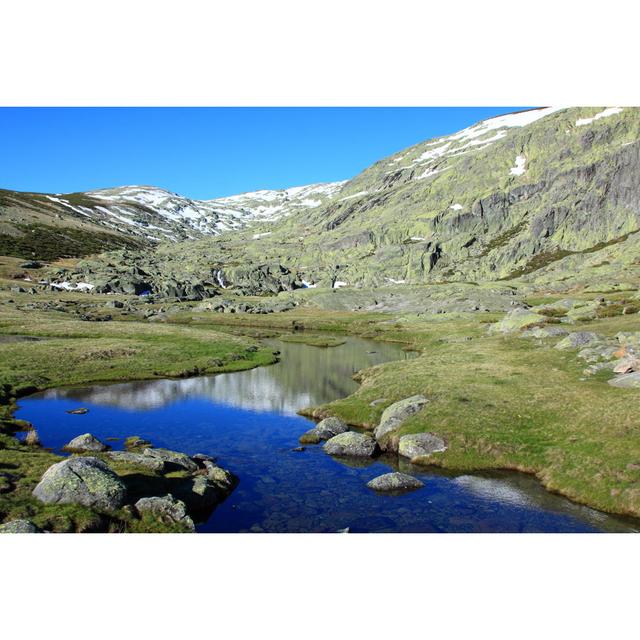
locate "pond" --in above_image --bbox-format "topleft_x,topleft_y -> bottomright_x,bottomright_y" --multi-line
16,335 -> 639,532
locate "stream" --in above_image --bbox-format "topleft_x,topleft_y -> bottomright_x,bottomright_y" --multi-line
16,335 -> 640,532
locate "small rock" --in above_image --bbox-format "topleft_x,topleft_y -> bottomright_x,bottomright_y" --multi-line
369,398 -> 386,407
135,495 -> 194,531
0,519 -> 42,533
124,436 -> 152,450
32,457 -> 126,511
142,448 -> 198,472
398,433 -> 447,459
292,446 -> 305,452
66,407 -> 89,415
299,429 -> 322,444
63,433 -> 109,453
323,432 -> 378,457
192,453 -> 215,463
366,472 -> 424,492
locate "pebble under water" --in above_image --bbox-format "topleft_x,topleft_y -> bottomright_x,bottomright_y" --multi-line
16,336 -> 640,533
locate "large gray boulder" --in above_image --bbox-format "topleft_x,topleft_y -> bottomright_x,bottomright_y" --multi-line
106,450 -> 165,472
142,448 -> 198,472
0,519 -> 42,533
399,433 -> 447,460
323,432 -> 378,458
366,472 -> 424,492
63,433 -> 109,453
374,395 -> 429,451
32,457 -> 126,511
135,495 -> 194,531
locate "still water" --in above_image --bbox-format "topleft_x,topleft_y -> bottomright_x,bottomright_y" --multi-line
17,336 -> 639,532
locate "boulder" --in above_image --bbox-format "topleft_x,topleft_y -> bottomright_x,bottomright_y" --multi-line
366,472 -> 424,492
398,433 -> 447,459
63,433 -> 109,453
32,457 -> 126,511
142,448 -> 198,472
315,417 -> 349,439
134,495 -> 194,531
608,372 -> 640,389
613,358 -> 640,374
374,395 -> 429,451
555,332 -> 603,350
106,450 -> 164,472
175,475 -> 222,509
520,326 -> 569,339
202,460 -> 235,491
323,432 -> 378,458
0,519 -> 42,533
299,428 -> 322,444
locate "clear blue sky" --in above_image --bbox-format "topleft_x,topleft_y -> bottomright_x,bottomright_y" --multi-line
0,107 -> 530,200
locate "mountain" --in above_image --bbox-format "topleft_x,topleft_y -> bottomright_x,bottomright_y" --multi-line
4,107 -> 640,298
0,181 -> 345,259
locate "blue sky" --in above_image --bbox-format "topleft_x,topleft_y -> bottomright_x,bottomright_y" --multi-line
0,107 -> 529,200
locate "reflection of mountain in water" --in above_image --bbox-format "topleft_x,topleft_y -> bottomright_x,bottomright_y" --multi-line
42,337 -> 412,414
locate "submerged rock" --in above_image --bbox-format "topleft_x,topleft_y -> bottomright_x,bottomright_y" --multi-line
135,495 -> 195,531
142,448 -> 198,472
63,433 -> 109,453
323,432 -> 378,457
398,433 -> 447,459
374,395 -> 429,451
366,472 -> 424,492
0,519 -> 42,533
32,457 -> 127,511
66,407 -> 89,415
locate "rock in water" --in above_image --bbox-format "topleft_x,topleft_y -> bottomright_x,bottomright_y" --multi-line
135,495 -> 194,531
0,519 -> 42,533
373,395 -> 429,451
366,472 -> 424,492
142,448 -> 198,472
315,417 -> 349,439
398,433 -> 447,460
323,432 -> 378,457
63,433 -> 109,453
66,407 -> 89,415
299,417 -> 349,444
32,457 -> 126,511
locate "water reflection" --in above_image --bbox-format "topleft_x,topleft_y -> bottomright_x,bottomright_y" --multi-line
41,337 -> 413,414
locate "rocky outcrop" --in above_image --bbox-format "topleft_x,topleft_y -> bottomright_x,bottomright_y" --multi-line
374,395 -> 429,451
63,433 -> 109,453
366,472 -> 424,492
555,332 -> 604,350
134,495 -> 195,531
323,432 -> 378,457
32,457 -> 127,511
106,450 -> 165,472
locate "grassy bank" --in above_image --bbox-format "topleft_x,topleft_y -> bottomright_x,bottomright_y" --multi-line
0,305 -> 276,532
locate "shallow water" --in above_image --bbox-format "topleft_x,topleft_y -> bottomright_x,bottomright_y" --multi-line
16,336 -> 639,533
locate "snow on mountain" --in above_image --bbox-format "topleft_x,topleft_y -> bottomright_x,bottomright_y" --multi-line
76,181 -> 347,241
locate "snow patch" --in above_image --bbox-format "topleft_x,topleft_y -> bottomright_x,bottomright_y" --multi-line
386,278 -> 406,284
339,191 -> 368,201
301,280 -> 317,289
509,155 -> 527,176
51,281 -> 94,292
252,232 -> 272,239
333,281 -> 348,289
575,107 -> 623,127
449,203 -> 463,210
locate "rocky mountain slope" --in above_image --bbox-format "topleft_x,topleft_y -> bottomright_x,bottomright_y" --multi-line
4,107 -> 640,298
0,181 -> 345,259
